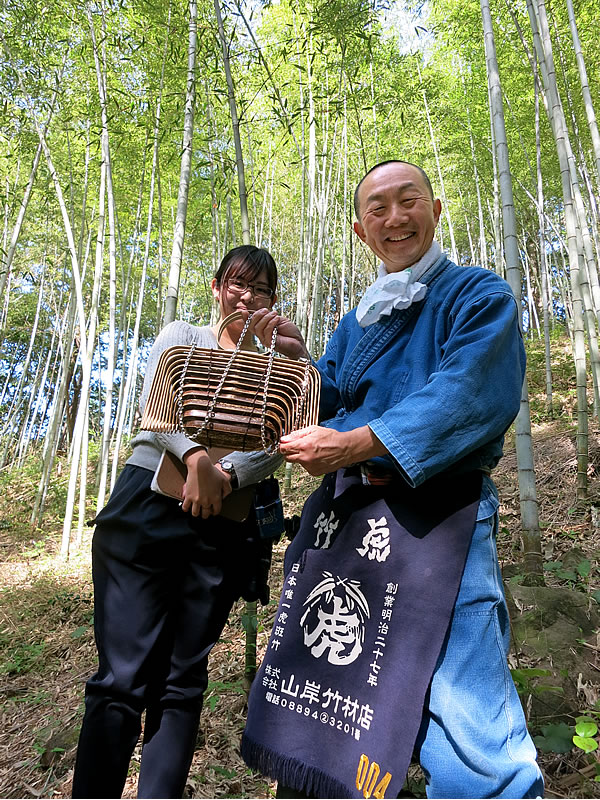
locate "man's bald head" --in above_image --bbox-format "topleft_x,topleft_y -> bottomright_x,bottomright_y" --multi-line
354,160 -> 434,219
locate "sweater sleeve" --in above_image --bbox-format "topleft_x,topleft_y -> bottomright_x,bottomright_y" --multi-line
137,321 -> 208,462
226,449 -> 284,488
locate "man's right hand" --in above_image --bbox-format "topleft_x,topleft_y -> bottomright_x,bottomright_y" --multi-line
181,448 -> 232,518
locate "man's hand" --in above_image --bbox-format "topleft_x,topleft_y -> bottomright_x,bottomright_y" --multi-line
279,425 -> 388,476
182,449 -> 232,518
246,308 -> 310,360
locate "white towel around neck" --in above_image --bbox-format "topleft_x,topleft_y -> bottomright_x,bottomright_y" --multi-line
355,242 -> 441,328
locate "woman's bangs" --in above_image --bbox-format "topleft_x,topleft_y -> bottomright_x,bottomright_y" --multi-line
222,258 -> 262,285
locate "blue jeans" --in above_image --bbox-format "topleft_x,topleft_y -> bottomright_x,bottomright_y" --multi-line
416,476 -> 544,799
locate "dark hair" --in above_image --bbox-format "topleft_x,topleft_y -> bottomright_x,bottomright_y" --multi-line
353,160 -> 435,218
214,245 -> 277,291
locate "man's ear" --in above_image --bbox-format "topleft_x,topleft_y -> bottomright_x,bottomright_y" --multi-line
353,220 -> 367,242
433,198 -> 442,226
270,293 -> 277,309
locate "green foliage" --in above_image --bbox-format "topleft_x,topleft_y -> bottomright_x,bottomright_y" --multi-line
544,559 -> 594,589
0,636 -> 46,675
511,667 -> 562,698
0,566 -> 93,678
534,722 -> 575,754
203,677 -> 245,711
210,764 -> 238,779
533,712 -> 600,781
571,714 -> 600,781
523,328 -> 576,423
573,716 -> 599,754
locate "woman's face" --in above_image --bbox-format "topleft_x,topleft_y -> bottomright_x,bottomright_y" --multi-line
211,266 -> 276,323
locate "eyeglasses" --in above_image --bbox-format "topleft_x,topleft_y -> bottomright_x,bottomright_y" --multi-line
226,277 -> 274,299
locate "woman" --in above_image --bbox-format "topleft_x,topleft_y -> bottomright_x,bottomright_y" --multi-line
72,245 -> 283,799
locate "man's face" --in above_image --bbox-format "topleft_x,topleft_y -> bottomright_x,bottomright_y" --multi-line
353,163 -> 442,272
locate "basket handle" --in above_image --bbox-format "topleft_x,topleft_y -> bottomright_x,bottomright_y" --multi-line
216,311 -> 245,345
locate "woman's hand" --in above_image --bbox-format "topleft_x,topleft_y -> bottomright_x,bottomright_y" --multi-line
182,449 -> 232,518
246,308 -> 310,360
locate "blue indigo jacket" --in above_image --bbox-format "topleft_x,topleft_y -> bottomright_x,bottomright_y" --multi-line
316,254 -> 526,487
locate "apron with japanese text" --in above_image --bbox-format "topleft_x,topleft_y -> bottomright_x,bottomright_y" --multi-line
241,467 -> 482,799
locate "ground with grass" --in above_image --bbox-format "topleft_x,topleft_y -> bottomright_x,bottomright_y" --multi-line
1,332 -> 600,799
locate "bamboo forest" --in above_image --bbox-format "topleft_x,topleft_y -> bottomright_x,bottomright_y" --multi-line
1,0 -> 600,795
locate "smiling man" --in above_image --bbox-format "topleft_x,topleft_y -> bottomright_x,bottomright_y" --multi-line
353,161 -> 441,271
242,161 -> 544,799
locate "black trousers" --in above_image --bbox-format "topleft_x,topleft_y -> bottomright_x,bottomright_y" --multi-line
72,465 -> 260,799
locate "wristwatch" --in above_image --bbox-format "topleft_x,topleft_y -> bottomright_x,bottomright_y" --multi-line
218,459 -> 239,490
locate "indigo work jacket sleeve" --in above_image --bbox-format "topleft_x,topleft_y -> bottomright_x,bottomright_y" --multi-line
316,258 -> 526,487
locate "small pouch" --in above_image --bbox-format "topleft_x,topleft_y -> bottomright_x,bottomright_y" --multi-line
253,477 -> 285,539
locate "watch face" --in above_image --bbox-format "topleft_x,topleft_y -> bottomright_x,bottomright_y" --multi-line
220,460 -> 234,472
